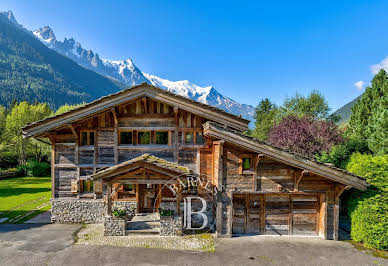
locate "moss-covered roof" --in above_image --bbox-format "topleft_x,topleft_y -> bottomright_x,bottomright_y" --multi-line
91,153 -> 190,180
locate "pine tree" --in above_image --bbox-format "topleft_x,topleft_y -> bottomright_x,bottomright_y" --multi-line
347,69 -> 388,155
251,99 -> 279,141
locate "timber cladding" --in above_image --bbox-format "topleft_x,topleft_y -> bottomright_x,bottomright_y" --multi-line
23,86 -> 367,240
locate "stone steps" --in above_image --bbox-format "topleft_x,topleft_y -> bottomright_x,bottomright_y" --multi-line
127,221 -> 160,230
126,228 -> 160,235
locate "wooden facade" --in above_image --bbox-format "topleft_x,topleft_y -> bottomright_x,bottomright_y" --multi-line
23,84 -> 367,239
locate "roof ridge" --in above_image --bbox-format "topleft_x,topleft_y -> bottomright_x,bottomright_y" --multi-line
22,83 -> 250,132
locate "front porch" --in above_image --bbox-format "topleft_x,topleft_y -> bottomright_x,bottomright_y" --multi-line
90,154 -> 192,236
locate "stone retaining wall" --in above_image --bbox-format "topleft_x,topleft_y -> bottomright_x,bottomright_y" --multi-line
160,215 -> 183,236
51,199 -> 137,223
104,216 -> 127,236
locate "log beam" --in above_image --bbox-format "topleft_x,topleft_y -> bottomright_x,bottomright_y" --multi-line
294,170 -> 308,191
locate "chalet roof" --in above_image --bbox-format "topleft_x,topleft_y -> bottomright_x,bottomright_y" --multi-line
91,154 -> 190,181
22,83 -> 250,137
203,122 -> 368,190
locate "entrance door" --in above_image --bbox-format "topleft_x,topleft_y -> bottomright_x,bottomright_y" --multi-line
138,184 -> 157,213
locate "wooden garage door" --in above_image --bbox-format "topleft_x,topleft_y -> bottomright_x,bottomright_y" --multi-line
232,194 -> 319,236
265,195 -> 291,235
232,194 -> 262,235
292,195 -> 319,236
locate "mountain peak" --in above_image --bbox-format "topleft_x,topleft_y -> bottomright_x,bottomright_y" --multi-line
1,10 -> 19,25
33,26 -> 56,43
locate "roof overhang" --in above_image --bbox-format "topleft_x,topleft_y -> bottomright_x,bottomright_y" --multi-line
203,122 -> 368,191
22,84 -> 249,138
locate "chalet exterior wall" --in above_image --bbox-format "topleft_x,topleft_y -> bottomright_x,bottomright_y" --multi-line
22,85 -> 367,240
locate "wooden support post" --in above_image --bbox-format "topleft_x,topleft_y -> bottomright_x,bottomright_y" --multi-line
226,190 -> 234,238
334,184 -> 348,240
174,107 -> 179,163
111,108 -> 118,164
320,193 -> 328,239
213,140 -> 224,190
50,137 -> 56,198
107,183 -> 112,216
136,184 -> 140,213
176,181 -> 181,213
260,194 -> 265,233
216,200 -> 223,236
289,195 -> 293,235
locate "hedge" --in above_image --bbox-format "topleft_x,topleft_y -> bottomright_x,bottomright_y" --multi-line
346,153 -> 388,250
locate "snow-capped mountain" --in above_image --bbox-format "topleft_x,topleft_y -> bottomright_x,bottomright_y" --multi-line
7,11 -> 255,122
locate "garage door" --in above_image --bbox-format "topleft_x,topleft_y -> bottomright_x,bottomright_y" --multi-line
232,194 -> 319,236
232,194 -> 262,235
265,195 -> 290,235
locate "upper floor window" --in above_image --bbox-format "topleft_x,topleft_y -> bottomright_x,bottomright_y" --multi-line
138,131 -> 151,145
156,131 -> 169,145
80,131 -> 95,146
239,154 -> 254,174
242,157 -> 252,170
196,132 -> 205,144
119,131 -> 133,145
185,132 -> 194,144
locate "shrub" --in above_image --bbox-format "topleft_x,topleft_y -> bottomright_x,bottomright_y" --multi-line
158,208 -> 174,217
18,161 -> 51,177
345,153 -> 388,250
350,194 -> 388,250
112,208 -> 127,217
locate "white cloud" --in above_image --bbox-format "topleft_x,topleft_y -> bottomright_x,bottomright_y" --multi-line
371,56 -> 388,74
354,80 -> 365,90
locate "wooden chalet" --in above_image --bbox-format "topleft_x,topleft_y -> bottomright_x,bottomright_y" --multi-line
22,83 -> 368,239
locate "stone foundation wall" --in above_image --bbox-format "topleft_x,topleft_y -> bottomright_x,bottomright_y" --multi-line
160,215 -> 183,236
51,199 -> 137,223
104,216 -> 126,236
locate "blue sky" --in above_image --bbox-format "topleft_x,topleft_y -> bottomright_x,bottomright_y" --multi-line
1,0 -> 388,111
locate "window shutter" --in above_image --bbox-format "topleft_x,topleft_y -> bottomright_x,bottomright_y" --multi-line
94,181 -> 102,194
71,180 -> 79,193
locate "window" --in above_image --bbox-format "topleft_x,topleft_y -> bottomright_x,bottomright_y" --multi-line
156,131 -> 169,145
80,131 -> 95,146
185,132 -> 194,144
138,131 -> 151,144
123,184 -> 133,192
242,157 -> 252,170
196,132 -> 205,144
119,131 -> 132,145
81,180 -> 94,192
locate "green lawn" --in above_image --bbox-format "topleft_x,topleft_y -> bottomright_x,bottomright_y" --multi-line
0,176 -> 51,223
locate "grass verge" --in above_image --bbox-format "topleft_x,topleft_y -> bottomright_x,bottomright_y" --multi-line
0,176 -> 51,223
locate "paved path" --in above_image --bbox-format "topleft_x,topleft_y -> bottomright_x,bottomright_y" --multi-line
25,211 -> 51,223
0,224 -> 386,266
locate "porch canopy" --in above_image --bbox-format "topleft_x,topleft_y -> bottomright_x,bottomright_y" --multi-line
90,154 -> 191,215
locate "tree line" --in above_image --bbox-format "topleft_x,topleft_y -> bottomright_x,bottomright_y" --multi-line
248,69 -> 387,250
